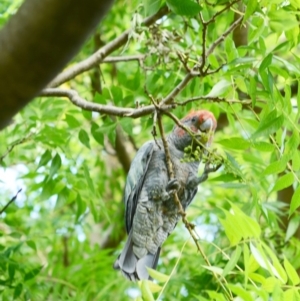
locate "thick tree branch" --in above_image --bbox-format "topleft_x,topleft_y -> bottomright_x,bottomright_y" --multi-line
0,0 -> 113,130
49,6 -> 169,88
40,88 -> 175,118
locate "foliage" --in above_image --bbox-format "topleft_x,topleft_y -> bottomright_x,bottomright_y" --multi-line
0,0 -> 300,300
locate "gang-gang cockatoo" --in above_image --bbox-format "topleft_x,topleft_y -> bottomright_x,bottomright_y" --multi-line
114,110 -> 218,280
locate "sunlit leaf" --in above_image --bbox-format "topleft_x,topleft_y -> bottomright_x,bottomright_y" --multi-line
48,153 -> 61,180
272,173 -> 294,192
147,267 -> 169,282
141,280 -> 155,301
283,257 -> 300,285
78,129 -> 91,149
222,246 -> 242,277
289,186 -> 300,216
143,0 -> 161,16
24,266 -> 43,282
167,0 -> 201,16
205,80 -> 231,97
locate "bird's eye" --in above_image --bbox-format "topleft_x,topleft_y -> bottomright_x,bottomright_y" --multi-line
191,117 -> 196,122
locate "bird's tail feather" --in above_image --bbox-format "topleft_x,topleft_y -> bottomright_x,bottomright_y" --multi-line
113,230 -> 160,281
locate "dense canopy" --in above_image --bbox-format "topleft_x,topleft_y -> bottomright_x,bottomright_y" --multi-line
0,0 -> 300,300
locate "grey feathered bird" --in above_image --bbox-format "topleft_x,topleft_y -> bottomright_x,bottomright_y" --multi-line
114,110 -> 217,280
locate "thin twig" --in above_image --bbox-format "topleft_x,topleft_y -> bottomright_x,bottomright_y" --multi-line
0,189 -> 22,215
175,96 -> 253,106
103,54 -> 146,63
161,73 -> 195,105
206,16 -> 243,59
0,133 -> 33,162
206,0 -> 241,25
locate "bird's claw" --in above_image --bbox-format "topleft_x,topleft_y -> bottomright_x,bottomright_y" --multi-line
163,178 -> 180,199
187,162 -> 222,188
166,178 -> 180,192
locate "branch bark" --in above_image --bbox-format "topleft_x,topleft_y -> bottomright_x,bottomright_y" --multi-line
0,0 -> 113,130
40,88 -> 176,118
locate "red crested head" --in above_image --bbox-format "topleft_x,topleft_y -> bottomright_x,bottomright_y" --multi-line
171,110 -> 217,150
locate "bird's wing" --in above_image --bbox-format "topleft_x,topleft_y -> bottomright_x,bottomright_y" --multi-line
124,141 -> 154,233
183,187 -> 198,210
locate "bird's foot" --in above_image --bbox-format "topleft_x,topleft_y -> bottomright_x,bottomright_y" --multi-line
188,163 -> 221,188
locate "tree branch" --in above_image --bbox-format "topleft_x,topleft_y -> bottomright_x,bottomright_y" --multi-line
206,16 -> 244,59
103,55 -> 146,63
0,0 -> 113,130
49,6 -> 169,88
40,88 -> 175,118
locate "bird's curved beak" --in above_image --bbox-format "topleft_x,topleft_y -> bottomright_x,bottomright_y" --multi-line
200,118 -> 214,132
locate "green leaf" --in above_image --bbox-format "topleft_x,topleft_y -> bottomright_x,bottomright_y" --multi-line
272,172 -> 294,192
48,153 -> 61,180
217,137 -> 250,150
283,289 -> 300,301
78,129 -> 91,149
147,282 -> 162,293
91,122 -> 104,146
13,283 -> 22,300
24,266 -> 43,281
289,186 -> 300,216
81,109 -> 92,120
75,194 -> 87,222
244,0 -> 257,23
262,277 -> 281,293
251,114 -> 284,139
83,163 -> 95,194
202,265 -> 223,275
285,216 -> 300,242
143,0 -> 161,16
263,159 -> 287,175
298,81 -> 300,113
206,291 -> 227,301
262,243 -> 287,283
226,284 -> 253,301
147,267 -> 169,282
37,150 -> 52,169
205,80 -> 231,97
119,118 -> 133,136
292,151 -> 300,170
269,9 -> 299,32
284,257 -> 300,285
94,92 -> 107,104
249,77 -> 257,107
220,204 -> 261,245
285,131 -> 299,155
65,114 -> 81,128
26,240 -> 37,251
253,142 -> 275,152
225,152 -> 244,179
111,86 -> 123,104
222,246 -> 242,277
259,53 -> 273,72
167,0 -> 201,17
141,280 -> 155,301
8,263 -> 15,281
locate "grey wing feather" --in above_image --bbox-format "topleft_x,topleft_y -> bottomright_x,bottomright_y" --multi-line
124,141 -> 154,233
183,187 -> 198,210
